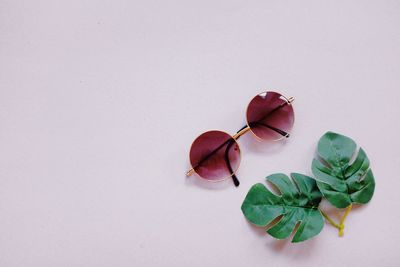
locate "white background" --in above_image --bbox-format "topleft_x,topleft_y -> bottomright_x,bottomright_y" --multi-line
1,1 -> 400,266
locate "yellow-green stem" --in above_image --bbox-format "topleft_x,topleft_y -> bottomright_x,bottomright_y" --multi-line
319,209 -> 341,230
338,204 -> 352,237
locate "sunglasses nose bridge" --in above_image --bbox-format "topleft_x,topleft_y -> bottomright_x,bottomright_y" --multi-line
232,125 -> 251,140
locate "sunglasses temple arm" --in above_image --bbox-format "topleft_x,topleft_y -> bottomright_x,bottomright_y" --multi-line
186,127 -> 246,185
186,123 -> 288,176
186,96 -> 294,178
250,122 -> 290,137
186,138 -> 232,177
253,96 -> 294,127
222,121 -> 290,186
224,140 -> 240,186
240,96 -> 294,138
186,123 -> 289,177
223,109 -> 293,185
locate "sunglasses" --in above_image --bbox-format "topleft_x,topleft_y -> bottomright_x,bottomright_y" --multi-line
186,91 -> 295,187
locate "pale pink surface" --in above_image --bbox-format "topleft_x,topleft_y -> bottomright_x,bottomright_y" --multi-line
1,1 -> 400,266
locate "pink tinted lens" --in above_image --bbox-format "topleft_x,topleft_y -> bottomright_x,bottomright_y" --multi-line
246,91 -> 294,141
189,130 -> 241,181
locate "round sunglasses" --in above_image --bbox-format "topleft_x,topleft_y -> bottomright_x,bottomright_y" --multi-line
186,91 -> 295,187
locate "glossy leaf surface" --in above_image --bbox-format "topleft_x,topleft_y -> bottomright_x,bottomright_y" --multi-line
312,132 -> 375,208
241,173 -> 324,243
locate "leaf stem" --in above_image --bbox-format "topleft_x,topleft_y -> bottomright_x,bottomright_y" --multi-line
319,209 -> 341,230
338,204 -> 352,237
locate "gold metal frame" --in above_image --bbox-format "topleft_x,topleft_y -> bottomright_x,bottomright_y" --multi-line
245,92 -> 295,142
186,91 -> 295,181
186,130 -> 242,180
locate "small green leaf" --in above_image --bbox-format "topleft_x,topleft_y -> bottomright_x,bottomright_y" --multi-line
241,173 -> 324,243
312,132 -> 375,208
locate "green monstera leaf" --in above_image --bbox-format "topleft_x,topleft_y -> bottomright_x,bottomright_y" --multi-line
241,173 -> 324,243
312,132 -> 375,209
